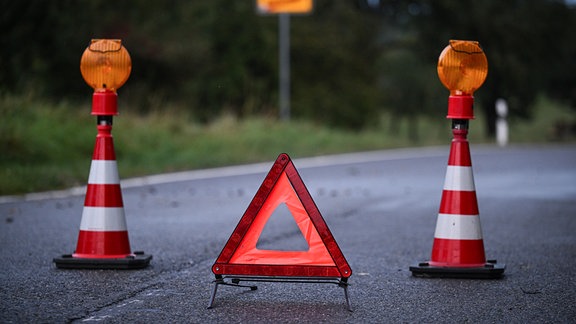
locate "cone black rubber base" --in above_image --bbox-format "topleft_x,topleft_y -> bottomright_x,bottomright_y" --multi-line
53,251 -> 152,270
410,260 -> 505,279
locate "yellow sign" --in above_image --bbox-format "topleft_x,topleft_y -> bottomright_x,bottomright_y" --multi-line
257,0 -> 313,14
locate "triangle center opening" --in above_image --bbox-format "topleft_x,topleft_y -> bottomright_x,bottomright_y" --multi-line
256,202 -> 310,251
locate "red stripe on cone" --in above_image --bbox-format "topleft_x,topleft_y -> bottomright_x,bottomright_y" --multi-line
73,230 -> 131,258
447,130 -> 472,166
84,184 -> 124,207
439,190 -> 479,215
430,238 -> 486,267
93,125 -> 116,160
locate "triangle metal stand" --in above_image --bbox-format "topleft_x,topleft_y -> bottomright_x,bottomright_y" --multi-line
207,275 -> 352,312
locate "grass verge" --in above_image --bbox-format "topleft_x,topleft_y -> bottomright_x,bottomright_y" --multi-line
1,94 -> 574,195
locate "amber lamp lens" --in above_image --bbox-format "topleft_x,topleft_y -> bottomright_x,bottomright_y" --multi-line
80,39 -> 131,91
437,40 -> 488,95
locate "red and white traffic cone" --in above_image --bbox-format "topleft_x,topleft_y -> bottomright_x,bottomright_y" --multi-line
54,118 -> 151,269
410,121 -> 504,278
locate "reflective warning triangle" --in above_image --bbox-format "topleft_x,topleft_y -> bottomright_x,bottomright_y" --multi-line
212,153 -> 352,278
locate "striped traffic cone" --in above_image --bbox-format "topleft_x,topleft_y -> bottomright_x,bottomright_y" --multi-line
54,120 -> 151,269
410,123 -> 504,278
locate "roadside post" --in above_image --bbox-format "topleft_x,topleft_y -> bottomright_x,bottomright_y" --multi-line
256,0 -> 313,121
496,98 -> 509,147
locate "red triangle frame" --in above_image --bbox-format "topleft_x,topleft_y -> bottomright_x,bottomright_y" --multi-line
212,153 -> 352,278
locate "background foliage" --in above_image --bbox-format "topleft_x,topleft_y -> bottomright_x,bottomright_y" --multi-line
2,0 -> 575,131
2,0 -> 576,195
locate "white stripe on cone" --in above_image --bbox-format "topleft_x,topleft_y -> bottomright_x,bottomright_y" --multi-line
88,160 -> 120,184
443,165 -> 475,191
80,207 -> 128,231
434,213 -> 483,240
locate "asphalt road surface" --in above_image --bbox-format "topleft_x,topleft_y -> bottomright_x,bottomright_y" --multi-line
1,144 -> 575,323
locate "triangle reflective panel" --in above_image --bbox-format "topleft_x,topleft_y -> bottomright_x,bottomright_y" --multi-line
212,153 -> 352,279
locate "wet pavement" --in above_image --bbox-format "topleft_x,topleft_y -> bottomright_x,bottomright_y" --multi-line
1,144 -> 575,323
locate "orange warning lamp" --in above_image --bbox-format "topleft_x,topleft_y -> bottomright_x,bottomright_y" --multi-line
80,39 -> 131,92
437,40 -> 488,119
80,39 -> 131,115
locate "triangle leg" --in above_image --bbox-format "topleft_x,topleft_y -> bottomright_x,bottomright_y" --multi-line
339,279 -> 352,312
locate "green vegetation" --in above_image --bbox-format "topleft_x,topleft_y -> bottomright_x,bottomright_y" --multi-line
2,1 -> 576,195
2,1 -> 576,132
512,95 -> 576,143
2,94 -> 573,196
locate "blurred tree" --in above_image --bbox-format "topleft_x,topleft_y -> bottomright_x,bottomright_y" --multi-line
1,1 -> 90,97
359,0 -> 445,139
1,0 -> 383,129
413,0 -> 576,136
2,0 -> 574,131
190,1 -> 277,121
290,1 -> 382,129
